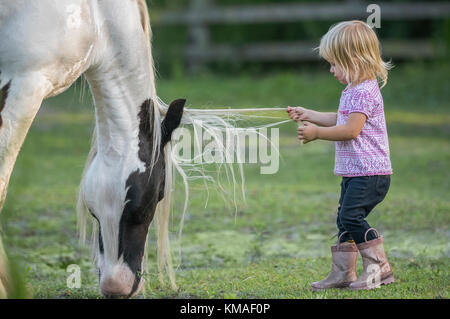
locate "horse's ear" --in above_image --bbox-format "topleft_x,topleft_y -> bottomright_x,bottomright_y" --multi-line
161,98 -> 185,147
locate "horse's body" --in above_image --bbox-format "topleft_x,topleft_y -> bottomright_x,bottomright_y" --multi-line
0,0 -> 185,298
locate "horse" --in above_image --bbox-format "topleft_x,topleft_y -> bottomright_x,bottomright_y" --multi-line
0,0 -> 244,298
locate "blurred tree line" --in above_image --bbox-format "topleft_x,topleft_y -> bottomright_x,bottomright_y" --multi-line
146,0 -> 450,77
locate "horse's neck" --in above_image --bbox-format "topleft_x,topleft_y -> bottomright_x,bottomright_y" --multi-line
85,0 -> 156,163
86,68 -> 151,161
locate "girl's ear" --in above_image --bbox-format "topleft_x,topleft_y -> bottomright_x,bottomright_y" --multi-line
160,99 -> 186,147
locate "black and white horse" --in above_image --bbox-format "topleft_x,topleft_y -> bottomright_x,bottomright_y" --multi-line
0,0 -> 241,298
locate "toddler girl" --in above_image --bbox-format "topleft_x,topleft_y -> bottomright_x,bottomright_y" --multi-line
287,20 -> 394,290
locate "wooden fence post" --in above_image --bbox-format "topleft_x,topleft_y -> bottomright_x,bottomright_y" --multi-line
187,0 -> 212,74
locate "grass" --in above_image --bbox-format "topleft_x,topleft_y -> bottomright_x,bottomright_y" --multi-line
1,62 -> 449,298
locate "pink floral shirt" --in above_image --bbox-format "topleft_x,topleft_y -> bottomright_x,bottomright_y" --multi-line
334,79 -> 393,177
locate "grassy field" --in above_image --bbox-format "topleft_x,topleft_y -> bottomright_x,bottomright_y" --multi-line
1,62 -> 449,298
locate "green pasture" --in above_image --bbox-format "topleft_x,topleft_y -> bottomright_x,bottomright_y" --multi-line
1,62 -> 449,298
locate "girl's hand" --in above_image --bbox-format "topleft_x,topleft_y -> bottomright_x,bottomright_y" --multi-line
287,106 -> 311,122
297,121 -> 319,144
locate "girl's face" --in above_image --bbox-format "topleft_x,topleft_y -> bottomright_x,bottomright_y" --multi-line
329,62 -> 347,85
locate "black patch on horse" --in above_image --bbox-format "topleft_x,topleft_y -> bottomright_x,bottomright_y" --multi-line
117,98 -> 185,296
0,80 -> 11,128
89,209 -> 104,254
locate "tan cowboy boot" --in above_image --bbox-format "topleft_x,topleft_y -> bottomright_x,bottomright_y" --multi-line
311,232 -> 358,291
349,228 -> 395,290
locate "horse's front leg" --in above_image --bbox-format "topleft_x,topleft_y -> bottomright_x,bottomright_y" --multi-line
0,72 -> 50,298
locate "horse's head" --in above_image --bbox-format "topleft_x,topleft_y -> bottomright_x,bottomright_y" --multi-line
88,98 -> 185,298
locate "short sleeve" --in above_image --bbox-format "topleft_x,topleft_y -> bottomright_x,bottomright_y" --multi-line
348,89 -> 374,118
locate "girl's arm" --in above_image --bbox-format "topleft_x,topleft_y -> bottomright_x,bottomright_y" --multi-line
298,113 -> 366,143
307,110 -> 337,127
287,106 -> 337,127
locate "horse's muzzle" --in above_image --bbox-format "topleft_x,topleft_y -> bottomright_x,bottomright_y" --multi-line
100,264 -> 143,298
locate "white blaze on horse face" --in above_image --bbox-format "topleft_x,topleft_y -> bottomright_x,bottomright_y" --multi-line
84,110 -> 148,296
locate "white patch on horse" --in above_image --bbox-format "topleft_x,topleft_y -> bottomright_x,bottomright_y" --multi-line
66,4 -> 82,29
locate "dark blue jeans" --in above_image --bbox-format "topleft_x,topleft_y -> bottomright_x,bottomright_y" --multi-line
337,175 -> 391,244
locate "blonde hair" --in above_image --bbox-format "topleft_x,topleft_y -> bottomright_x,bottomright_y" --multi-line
318,20 -> 393,88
